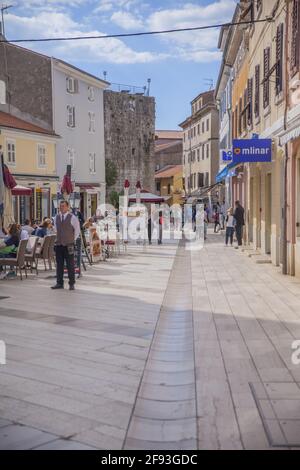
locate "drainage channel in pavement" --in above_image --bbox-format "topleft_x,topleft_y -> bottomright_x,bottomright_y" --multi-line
124,242 -> 198,450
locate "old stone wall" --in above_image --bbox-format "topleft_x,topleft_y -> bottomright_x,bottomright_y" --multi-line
0,43 -> 53,130
104,90 -> 155,196
155,141 -> 183,171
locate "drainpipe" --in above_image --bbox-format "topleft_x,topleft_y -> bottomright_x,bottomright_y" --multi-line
282,0 -> 290,275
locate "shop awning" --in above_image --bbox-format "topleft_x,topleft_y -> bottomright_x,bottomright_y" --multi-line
78,184 -> 99,194
129,190 -> 165,203
216,161 -> 238,183
279,125 -> 300,147
12,185 -> 32,196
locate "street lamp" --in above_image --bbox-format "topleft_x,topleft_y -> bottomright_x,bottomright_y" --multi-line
1,4 -> 13,37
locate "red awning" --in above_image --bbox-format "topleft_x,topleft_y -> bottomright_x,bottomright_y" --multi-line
12,185 -> 32,196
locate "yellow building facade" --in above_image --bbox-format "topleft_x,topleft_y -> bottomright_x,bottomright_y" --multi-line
228,1 -> 286,267
0,111 -> 59,223
155,165 -> 184,206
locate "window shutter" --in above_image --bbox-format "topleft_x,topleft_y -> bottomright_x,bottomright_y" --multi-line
291,0 -> 300,72
275,23 -> 284,95
255,65 -> 260,118
248,78 -> 253,126
263,47 -> 270,108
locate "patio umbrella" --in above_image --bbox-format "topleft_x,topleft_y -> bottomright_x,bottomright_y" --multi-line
0,157 -> 16,230
61,165 -> 73,200
136,181 -> 141,206
0,153 -> 4,224
129,190 -> 165,204
3,185 -> 14,229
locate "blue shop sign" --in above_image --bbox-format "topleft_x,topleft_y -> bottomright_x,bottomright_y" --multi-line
222,150 -> 233,162
233,139 -> 272,163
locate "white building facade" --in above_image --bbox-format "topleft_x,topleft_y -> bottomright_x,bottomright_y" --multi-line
52,59 -> 109,218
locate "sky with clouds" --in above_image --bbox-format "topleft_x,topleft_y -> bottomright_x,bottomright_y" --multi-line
4,0 -> 237,129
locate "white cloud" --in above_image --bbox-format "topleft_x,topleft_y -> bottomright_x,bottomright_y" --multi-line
6,1 -> 237,64
6,12 -> 167,64
111,11 -> 144,30
146,0 -> 236,62
20,0 -> 90,7
94,0 -> 140,14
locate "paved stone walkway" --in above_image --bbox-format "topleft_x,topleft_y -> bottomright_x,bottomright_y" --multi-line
192,232 -> 300,449
0,242 -> 178,449
1,232 -> 300,449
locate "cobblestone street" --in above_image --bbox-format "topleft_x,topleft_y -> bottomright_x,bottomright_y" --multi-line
1,233 -> 300,449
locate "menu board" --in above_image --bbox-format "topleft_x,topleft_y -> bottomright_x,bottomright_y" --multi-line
89,227 -> 101,263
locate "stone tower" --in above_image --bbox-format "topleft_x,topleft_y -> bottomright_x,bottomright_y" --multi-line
104,90 -> 156,198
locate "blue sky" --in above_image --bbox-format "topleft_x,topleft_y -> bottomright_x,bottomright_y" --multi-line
4,0 -> 237,129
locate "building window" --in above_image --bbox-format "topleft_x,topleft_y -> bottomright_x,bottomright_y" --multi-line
156,181 -> 161,192
6,139 -> 16,165
167,183 -> 171,194
197,124 -> 200,135
89,153 -> 96,174
68,148 -> 75,169
257,0 -> 263,12
198,173 -> 204,187
202,122 -> 205,133
88,85 -> 95,101
67,105 -> 76,128
206,119 -> 209,132
263,47 -> 271,108
37,144 -> 46,168
66,77 -> 79,94
275,23 -> 284,95
205,172 -> 209,187
202,145 -> 205,160
206,144 -> 210,159
291,0 -> 300,74
0,80 -> 6,105
197,148 -> 200,161
254,65 -> 260,118
88,112 -> 96,133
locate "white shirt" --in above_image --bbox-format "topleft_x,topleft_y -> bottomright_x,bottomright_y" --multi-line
226,215 -> 235,228
54,212 -> 81,241
20,229 -> 29,241
22,225 -> 34,235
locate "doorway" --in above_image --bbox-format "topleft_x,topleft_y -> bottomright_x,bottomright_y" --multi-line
249,177 -> 254,244
265,173 -> 272,255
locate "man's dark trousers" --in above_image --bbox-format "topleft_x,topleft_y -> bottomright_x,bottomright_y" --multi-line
56,245 -> 75,287
236,225 -> 243,246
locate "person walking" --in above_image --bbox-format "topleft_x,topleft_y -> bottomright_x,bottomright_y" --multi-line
225,208 -> 236,247
220,200 -> 226,230
158,211 -> 163,245
213,210 -> 221,233
51,200 -> 80,291
234,200 -> 245,248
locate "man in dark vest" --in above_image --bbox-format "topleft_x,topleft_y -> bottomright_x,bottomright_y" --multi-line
52,200 -> 80,291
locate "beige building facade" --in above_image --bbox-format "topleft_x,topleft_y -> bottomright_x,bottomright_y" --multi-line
179,91 -> 219,200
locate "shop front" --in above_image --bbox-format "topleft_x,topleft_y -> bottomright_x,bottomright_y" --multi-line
77,184 -> 101,219
12,179 -> 58,224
